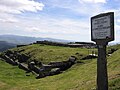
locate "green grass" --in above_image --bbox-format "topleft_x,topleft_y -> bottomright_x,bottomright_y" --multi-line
11,44 -> 89,63
108,44 -> 120,50
0,60 -> 35,90
0,44 -> 120,90
0,59 -> 97,90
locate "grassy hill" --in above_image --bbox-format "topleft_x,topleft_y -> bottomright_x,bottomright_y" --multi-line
11,44 -> 89,63
0,44 -> 120,90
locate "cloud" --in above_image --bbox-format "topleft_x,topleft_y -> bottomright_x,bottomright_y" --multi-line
0,11 -> 90,41
0,0 -> 44,14
0,13 -> 19,23
0,0 -> 44,24
20,16 -> 91,41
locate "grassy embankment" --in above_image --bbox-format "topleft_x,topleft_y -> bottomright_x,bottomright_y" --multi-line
0,44 -> 120,90
10,44 -> 89,63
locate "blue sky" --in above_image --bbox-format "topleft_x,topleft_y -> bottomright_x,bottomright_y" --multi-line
0,0 -> 120,43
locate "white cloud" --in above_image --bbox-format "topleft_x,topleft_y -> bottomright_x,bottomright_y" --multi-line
22,16 -> 90,41
25,27 -> 40,32
0,12 -> 90,41
0,0 -> 44,24
0,0 -> 44,23
0,0 -> 44,14
0,13 -> 18,23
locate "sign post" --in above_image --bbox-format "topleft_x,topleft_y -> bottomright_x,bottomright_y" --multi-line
91,12 -> 114,90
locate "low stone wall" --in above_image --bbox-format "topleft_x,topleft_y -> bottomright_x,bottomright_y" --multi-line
0,50 -> 77,79
35,41 -> 96,48
81,54 -> 97,60
48,56 -> 76,71
1,55 -> 17,65
18,63 -> 30,72
4,50 -> 29,63
17,45 -> 28,47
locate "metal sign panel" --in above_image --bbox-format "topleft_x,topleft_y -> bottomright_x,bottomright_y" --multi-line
91,12 -> 114,42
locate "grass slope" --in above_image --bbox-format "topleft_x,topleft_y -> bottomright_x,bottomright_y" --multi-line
11,44 -> 89,63
0,44 -> 120,90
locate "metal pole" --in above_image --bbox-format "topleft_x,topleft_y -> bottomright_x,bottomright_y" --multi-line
97,44 -> 108,90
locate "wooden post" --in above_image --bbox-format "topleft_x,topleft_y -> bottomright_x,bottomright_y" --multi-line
97,44 -> 108,90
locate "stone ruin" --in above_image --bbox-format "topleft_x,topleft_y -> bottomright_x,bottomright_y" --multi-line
0,50 -> 77,79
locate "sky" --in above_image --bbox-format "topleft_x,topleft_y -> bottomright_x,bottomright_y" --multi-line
0,0 -> 120,43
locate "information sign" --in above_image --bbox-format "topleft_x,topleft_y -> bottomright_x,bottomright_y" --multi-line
91,12 -> 114,90
91,12 -> 114,42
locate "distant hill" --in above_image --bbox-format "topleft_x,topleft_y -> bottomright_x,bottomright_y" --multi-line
0,35 -> 71,45
0,35 -> 72,52
0,41 -> 16,52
